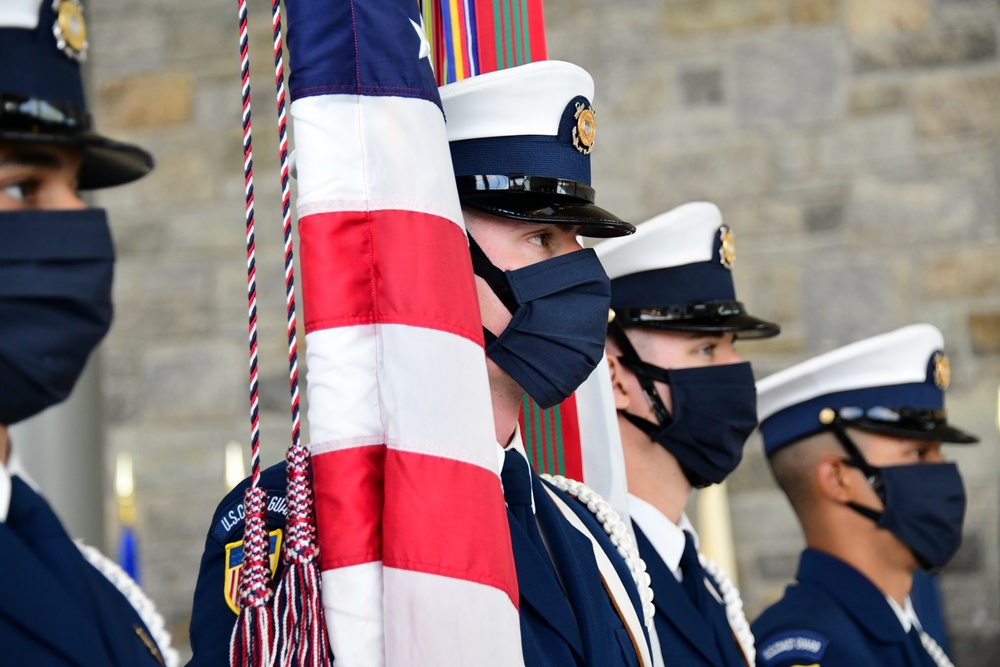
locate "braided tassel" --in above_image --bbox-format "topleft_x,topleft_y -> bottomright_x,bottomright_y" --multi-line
261,0 -> 331,662
230,487 -> 277,666
273,443 -> 332,666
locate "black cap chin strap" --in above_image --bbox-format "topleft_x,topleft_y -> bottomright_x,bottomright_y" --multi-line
609,319 -> 672,428
827,419 -> 887,523
467,233 -> 518,347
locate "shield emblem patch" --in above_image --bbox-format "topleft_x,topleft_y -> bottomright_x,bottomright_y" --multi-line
224,528 -> 283,614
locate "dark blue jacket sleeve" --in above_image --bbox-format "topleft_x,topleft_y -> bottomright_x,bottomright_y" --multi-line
186,463 -> 289,667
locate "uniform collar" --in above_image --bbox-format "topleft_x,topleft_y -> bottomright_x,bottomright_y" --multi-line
0,448 -> 38,523
499,425 -> 535,514
797,549 -> 911,643
885,594 -> 921,633
628,493 -> 696,581
0,457 -> 9,523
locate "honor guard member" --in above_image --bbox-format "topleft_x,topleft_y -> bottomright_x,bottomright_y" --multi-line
752,324 -> 977,667
596,202 -> 779,667
0,0 -> 172,665
188,60 -> 655,667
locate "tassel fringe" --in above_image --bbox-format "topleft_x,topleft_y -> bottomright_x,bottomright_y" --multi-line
273,442 -> 332,666
230,487 -> 277,667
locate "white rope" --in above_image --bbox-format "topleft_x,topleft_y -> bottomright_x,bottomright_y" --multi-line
540,474 -> 655,632
919,630 -> 955,667
75,540 -> 180,667
698,553 -> 755,667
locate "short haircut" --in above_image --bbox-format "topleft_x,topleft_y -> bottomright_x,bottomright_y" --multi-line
768,431 -> 842,519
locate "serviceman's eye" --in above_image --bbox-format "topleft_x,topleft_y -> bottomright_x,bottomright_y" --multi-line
697,342 -> 717,356
2,182 -> 30,202
527,233 -> 551,248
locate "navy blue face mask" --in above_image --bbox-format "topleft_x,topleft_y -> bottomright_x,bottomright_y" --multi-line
616,352 -> 759,488
469,235 -> 612,410
833,426 -> 967,573
0,209 -> 115,425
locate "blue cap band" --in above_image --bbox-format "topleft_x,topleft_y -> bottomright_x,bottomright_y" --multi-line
760,382 -> 944,455
610,260 -> 736,311
0,0 -> 84,110
449,134 -> 591,186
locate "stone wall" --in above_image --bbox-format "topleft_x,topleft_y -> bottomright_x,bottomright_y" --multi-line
85,0 -> 999,661
545,0 -> 1000,661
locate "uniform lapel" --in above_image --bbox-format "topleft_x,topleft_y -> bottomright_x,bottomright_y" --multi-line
507,507 -> 586,660
532,473 -> 617,666
798,549 -> 911,646
807,553 -> 937,666
0,479 -> 110,667
633,521 -> 725,665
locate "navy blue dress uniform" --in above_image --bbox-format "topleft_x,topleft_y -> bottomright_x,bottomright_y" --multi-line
753,550 -> 943,667
910,570 -> 952,657
0,0 -> 162,665
189,60 -> 653,666
630,507 -> 750,667
1,472 -> 167,666
187,461 -> 287,667
595,202 -> 781,666
501,443 -> 651,667
753,324 -> 978,667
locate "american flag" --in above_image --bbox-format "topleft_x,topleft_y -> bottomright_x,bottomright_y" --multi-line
284,0 -> 521,665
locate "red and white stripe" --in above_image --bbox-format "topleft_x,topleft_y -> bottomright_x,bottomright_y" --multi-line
292,86 -> 521,666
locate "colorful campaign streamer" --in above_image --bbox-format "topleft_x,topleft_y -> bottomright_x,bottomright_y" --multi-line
421,0 -> 547,85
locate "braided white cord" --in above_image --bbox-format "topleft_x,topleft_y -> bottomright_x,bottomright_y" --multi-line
698,553 -> 755,667
919,630 -> 955,667
540,474 -> 655,632
75,540 -> 180,667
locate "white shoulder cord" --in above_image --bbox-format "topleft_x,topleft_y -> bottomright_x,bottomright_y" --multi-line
918,629 -> 955,667
74,540 -> 180,667
698,553 -> 755,667
540,474 -> 656,632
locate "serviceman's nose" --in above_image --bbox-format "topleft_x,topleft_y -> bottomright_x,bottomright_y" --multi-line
720,343 -> 743,364
50,184 -> 86,210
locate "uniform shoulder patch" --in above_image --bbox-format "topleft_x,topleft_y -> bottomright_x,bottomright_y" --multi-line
758,630 -> 829,667
223,528 -> 283,614
211,491 -> 289,545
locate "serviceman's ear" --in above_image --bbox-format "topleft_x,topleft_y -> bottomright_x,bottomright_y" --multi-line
606,353 -> 632,411
814,455 -> 855,504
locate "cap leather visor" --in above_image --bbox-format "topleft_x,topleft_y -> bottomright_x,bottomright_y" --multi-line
849,418 -> 980,444
630,311 -> 781,339
0,128 -> 154,189
461,191 -> 634,238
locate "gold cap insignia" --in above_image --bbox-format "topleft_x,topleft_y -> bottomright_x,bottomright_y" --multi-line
933,352 -> 950,390
818,408 -> 836,425
53,0 -> 88,62
572,102 -> 596,155
719,225 -> 735,269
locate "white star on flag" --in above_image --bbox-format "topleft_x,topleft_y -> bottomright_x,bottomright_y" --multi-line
410,17 -> 431,63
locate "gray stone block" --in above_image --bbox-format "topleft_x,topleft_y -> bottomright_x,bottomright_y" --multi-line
950,634 -> 1000,667
802,262 -> 894,354
139,343 -> 247,421
853,25 -> 997,73
849,82 -> 908,116
638,136 -> 772,210
680,66 -> 724,106
845,172 -> 987,245
816,115 -> 915,176
735,32 -> 843,128
805,203 -> 843,232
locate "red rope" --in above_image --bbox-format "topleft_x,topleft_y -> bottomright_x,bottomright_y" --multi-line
267,0 -> 332,663
231,0 -> 276,663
